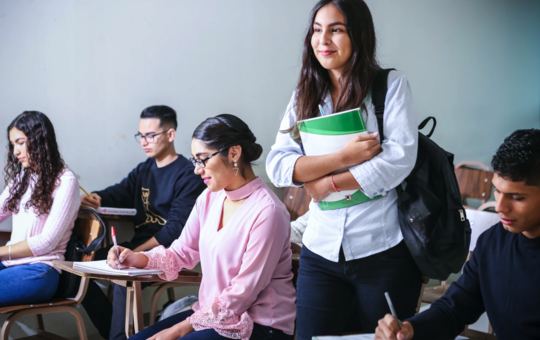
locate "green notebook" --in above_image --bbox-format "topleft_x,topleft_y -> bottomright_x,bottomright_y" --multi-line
298,108 -> 381,210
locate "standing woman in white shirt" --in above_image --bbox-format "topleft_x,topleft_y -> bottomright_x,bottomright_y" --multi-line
266,1 -> 422,338
0,111 -> 80,306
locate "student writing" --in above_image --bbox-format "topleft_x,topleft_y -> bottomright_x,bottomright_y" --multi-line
80,105 -> 206,340
375,129 -> 540,340
109,114 -> 296,340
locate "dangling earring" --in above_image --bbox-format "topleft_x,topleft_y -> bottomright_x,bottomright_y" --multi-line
233,159 -> 239,176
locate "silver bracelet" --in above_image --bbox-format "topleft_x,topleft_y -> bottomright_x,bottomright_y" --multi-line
8,245 -> 11,261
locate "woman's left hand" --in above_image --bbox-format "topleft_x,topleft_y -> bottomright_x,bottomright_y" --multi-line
147,320 -> 194,340
304,176 -> 334,202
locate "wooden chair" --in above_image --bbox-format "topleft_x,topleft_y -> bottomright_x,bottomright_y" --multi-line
0,209 -> 104,340
455,161 -> 494,209
282,187 -> 311,222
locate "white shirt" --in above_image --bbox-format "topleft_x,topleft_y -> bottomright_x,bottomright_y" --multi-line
266,70 -> 418,262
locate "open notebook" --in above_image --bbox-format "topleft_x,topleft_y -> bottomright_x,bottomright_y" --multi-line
73,260 -> 163,276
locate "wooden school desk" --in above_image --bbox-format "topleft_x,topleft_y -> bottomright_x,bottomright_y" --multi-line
52,261 -> 202,338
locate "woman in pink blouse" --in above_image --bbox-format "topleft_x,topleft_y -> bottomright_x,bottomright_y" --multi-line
108,114 -> 296,340
0,111 -> 81,306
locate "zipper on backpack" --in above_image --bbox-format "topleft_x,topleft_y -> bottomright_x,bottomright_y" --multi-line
458,209 -> 465,222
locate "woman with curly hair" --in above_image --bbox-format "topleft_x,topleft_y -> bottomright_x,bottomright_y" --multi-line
0,111 -> 81,306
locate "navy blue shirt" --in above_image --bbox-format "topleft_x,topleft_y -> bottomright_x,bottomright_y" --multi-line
95,155 -> 206,247
408,222 -> 540,340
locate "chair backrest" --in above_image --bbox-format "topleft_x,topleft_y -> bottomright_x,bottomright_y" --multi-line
283,187 -> 311,222
74,209 -> 104,262
455,162 -> 494,205
65,209 -> 105,303
466,208 -> 500,252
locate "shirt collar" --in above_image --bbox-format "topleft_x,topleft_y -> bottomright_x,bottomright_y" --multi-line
224,177 -> 264,201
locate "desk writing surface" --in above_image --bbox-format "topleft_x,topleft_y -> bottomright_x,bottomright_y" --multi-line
52,261 -> 202,283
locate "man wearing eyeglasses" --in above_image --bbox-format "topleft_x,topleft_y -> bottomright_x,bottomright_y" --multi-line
80,105 -> 205,340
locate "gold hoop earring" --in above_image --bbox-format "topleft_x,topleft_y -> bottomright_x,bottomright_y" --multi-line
233,159 -> 239,176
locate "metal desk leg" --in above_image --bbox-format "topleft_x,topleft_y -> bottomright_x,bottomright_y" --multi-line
125,281 -> 134,338
133,281 -> 144,334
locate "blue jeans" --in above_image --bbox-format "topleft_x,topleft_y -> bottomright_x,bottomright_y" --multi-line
0,262 -> 60,307
129,310 -> 293,340
296,242 -> 423,340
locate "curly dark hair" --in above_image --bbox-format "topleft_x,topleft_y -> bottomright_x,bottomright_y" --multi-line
491,128 -> 540,186
2,111 -> 67,215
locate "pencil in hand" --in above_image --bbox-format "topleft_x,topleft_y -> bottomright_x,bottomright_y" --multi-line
79,185 -> 92,198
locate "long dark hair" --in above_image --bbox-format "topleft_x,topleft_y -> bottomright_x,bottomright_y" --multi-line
287,0 -> 381,139
192,114 -> 263,178
3,111 -> 67,215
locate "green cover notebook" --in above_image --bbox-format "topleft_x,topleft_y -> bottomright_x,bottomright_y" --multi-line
298,108 -> 381,210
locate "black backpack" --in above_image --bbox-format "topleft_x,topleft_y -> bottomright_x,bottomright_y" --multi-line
372,68 -> 471,280
54,207 -> 107,298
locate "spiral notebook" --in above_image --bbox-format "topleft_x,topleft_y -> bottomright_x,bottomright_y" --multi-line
73,260 -> 163,276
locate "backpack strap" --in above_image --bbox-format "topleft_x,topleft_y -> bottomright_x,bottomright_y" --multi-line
419,116 -> 437,138
372,68 -> 395,142
77,207 -> 107,254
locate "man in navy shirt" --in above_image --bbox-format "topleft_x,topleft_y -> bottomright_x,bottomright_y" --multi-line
375,128 -> 540,340
81,105 -> 205,340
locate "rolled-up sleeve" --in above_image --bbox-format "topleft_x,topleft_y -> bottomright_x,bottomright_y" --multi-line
266,93 -> 305,188
350,73 -> 418,198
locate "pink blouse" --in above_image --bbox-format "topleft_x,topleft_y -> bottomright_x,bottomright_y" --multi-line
0,170 -> 81,271
143,177 -> 296,339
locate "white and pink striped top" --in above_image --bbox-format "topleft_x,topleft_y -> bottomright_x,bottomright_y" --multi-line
1,169 -> 81,271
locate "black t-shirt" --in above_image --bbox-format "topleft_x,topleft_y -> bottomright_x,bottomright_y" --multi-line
95,155 -> 206,247
408,222 -> 540,340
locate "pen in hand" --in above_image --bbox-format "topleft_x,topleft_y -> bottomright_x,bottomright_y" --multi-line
384,291 -> 401,330
111,226 -> 122,269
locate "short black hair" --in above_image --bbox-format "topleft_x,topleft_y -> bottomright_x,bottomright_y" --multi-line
140,105 -> 177,130
491,128 -> 540,186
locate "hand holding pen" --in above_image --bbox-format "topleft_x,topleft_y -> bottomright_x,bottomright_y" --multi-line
106,227 -> 149,270
374,292 -> 414,340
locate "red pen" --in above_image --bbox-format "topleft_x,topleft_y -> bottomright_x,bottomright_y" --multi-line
111,226 -> 120,260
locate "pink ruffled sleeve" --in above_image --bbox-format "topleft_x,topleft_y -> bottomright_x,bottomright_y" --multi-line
187,298 -> 254,340
142,197 -> 203,281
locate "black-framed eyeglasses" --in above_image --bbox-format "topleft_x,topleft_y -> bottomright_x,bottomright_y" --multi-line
189,150 -> 221,169
134,130 -> 168,143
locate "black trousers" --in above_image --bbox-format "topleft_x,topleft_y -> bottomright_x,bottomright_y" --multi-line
295,241 -> 423,340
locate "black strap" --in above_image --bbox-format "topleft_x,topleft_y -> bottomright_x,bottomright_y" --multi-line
419,117 -> 437,138
372,68 -> 395,142
77,207 -> 107,254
